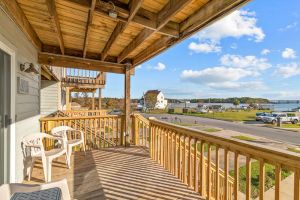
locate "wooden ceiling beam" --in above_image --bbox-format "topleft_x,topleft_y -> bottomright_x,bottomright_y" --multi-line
83,0 -> 96,58
45,0 -> 64,54
38,52 -> 126,74
0,0 -> 42,50
118,0 -> 191,63
133,0 -> 251,67
101,0 -> 143,61
67,0 -> 179,38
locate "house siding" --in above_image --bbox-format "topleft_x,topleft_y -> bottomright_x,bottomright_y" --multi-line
41,80 -> 60,116
0,8 -> 40,182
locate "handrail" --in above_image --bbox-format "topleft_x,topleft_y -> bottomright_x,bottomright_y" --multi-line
40,114 -> 124,150
62,109 -> 108,117
148,117 -> 300,200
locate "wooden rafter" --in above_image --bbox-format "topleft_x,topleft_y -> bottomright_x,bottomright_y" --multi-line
117,0 -> 191,63
45,0 -> 64,54
0,0 -> 42,50
66,0 -> 179,38
133,0 -> 250,66
83,0 -> 96,58
101,0 -> 143,61
38,52 -> 126,74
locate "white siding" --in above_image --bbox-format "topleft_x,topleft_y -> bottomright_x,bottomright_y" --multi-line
41,80 -> 60,116
0,8 -> 40,182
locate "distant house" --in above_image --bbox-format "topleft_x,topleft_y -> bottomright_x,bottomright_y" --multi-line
142,90 -> 168,109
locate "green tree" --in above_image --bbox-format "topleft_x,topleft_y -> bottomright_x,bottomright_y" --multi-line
145,93 -> 157,109
233,99 -> 240,109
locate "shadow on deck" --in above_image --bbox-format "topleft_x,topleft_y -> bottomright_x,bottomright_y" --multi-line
27,147 -> 203,200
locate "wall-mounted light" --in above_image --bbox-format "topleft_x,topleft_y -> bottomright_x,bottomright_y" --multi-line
20,62 -> 39,75
108,1 -> 118,19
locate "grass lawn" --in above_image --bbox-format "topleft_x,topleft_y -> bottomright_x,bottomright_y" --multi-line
287,147 -> 300,153
229,161 -> 292,198
232,135 -> 256,141
203,128 -> 221,132
183,110 -> 270,122
281,124 -> 300,129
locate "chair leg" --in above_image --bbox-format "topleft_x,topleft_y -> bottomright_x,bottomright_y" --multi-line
41,156 -> 48,182
67,146 -> 72,169
46,160 -> 52,183
28,158 -> 36,181
82,143 -> 86,155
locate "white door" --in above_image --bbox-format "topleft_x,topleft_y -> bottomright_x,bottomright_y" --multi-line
0,48 -> 11,184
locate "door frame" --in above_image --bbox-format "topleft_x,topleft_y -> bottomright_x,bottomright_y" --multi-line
0,40 -> 16,183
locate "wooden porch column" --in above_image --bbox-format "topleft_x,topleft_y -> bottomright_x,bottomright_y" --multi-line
124,65 -> 131,146
66,87 -> 71,110
98,88 -> 102,110
92,92 -> 95,110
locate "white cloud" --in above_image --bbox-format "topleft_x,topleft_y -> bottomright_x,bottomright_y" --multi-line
181,67 -> 255,84
265,91 -> 300,100
188,42 -> 221,53
279,22 -> 298,31
207,81 -> 266,90
153,62 -> 166,71
220,54 -> 272,71
189,10 -> 265,54
136,65 -> 142,69
274,63 -> 300,78
261,49 -> 270,55
282,48 -> 296,59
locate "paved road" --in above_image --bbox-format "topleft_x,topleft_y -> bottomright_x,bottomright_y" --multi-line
143,113 -> 300,146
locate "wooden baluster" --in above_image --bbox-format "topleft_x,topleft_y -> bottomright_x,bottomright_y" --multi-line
246,156 -> 251,200
224,149 -> 229,200
207,143 -> 211,199
259,160 -> 265,200
187,137 -> 192,187
183,135 -> 186,184
275,164 -> 281,200
161,128 -> 164,166
144,122 -> 146,146
194,139 -> 198,192
233,152 -> 239,200
174,133 -> 178,177
215,146 -> 220,200
167,131 -> 170,171
200,141 -> 205,196
178,134 -> 182,180
295,169 -> 300,200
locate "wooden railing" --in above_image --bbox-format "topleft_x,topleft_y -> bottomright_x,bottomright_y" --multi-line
147,117 -> 300,200
40,115 -> 124,150
62,110 -> 108,117
131,113 -> 150,147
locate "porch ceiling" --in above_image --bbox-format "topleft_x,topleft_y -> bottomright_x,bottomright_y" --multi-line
0,0 -> 250,74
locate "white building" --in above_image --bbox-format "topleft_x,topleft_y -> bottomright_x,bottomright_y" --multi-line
143,90 -> 168,109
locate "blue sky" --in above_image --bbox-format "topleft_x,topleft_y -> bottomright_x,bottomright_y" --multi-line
103,0 -> 300,100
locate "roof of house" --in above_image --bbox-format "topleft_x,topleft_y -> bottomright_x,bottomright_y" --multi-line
145,90 -> 161,96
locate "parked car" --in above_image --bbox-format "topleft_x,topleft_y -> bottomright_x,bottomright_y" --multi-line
255,112 -> 271,121
262,113 -> 299,124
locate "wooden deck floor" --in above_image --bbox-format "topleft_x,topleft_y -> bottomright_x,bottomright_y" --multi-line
27,147 -> 203,200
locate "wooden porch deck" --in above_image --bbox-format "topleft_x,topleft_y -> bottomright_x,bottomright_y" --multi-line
26,147 -> 203,200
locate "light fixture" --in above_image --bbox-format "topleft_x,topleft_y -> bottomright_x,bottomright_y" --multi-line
108,1 -> 118,19
20,62 -> 39,75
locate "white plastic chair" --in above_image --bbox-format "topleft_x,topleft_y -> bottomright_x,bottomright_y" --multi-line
51,126 -> 85,169
0,179 -> 72,200
22,133 -> 68,183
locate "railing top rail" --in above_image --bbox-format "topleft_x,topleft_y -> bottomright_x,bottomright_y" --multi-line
132,113 -> 150,125
64,109 -> 108,113
149,117 -> 300,169
40,114 -> 120,121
